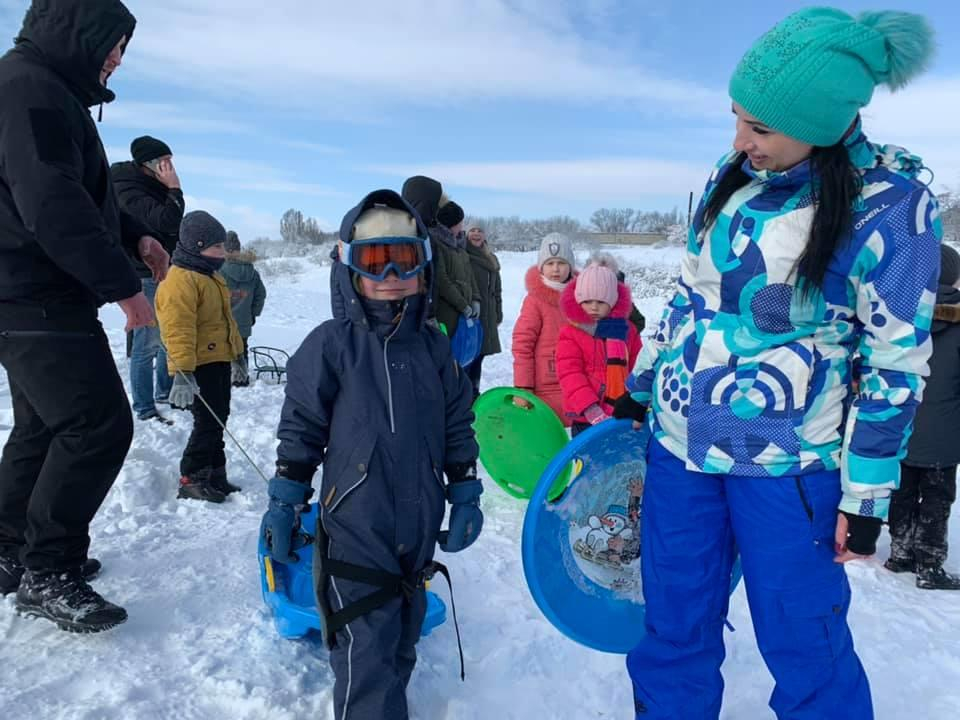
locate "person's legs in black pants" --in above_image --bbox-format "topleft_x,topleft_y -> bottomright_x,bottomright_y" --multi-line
0,326 -> 133,572
887,464 -> 922,571
178,362 -> 231,501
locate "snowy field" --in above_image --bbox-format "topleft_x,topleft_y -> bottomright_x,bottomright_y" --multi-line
1,246 -> 958,720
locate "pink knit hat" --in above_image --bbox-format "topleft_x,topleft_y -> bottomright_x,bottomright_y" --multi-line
575,263 -> 618,307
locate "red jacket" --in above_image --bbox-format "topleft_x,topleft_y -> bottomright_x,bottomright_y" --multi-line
556,278 -> 642,424
512,265 -> 573,424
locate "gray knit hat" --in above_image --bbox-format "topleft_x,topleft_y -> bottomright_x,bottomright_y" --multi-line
179,211 -> 226,253
224,230 -> 241,253
538,232 -> 575,271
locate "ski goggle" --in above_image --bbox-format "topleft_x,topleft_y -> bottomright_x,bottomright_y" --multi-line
342,236 -> 431,281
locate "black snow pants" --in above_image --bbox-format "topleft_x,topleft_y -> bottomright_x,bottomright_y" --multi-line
889,463 -> 957,568
0,308 -> 133,571
180,361 -> 231,476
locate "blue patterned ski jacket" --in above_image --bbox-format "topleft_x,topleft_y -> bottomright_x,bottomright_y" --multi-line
630,122 -> 942,519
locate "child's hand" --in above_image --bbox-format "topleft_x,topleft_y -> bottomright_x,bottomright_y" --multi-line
513,396 -> 533,410
584,404 -> 607,426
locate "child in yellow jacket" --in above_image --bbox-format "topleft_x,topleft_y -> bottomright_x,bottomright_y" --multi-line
156,211 -> 245,502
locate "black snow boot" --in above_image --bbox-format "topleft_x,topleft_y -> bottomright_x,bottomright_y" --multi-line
916,566 -> 960,590
209,466 -> 241,495
177,468 -> 226,503
883,555 -> 916,574
15,568 -> 127,632
1,554 -> 101,596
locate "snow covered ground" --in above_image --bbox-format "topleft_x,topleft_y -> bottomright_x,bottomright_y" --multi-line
1,247 -> 958,720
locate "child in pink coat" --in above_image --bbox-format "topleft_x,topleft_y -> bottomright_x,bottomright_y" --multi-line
556,260 -> 642,436
512,233 -> 576,424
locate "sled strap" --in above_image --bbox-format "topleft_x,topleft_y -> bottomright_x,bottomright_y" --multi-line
425,560 -> 466,681
322,557 -> 428,635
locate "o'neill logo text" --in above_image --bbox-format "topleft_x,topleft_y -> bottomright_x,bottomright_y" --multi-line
854,203 -> 890,231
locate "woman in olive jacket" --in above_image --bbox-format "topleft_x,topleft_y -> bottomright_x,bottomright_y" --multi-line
465,225 -> 503,399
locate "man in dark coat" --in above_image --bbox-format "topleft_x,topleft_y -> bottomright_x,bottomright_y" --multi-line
0,0 -> 168,632
112,135 -> 185,420
885,244 -> 960,590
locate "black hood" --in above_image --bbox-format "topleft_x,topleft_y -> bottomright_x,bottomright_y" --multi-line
13,0 -> 136,107
110,160 -> 165,193
401,175 -> 442,227
932,284 -> 960,334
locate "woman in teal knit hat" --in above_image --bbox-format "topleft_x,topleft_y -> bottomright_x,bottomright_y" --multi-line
615,8 -> 942,719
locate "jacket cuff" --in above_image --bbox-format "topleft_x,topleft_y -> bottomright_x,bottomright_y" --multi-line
838,493 -> 890,521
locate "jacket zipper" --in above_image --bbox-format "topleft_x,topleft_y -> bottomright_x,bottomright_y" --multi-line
329,472 -> 369,513
382,302 -> 407,435
795,477 -> 814,522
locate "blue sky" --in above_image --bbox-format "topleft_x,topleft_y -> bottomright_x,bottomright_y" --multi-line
1,0 -> 957,239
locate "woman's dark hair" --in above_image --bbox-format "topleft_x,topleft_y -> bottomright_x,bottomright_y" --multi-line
701,143 -> 862,294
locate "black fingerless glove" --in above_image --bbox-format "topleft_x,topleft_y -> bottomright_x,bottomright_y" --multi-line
612,393 -> 647,423
841,511 -> 882,556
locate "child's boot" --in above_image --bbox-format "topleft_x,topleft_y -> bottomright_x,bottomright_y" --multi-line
177,468 -> 226,503
209,466 -> 241,495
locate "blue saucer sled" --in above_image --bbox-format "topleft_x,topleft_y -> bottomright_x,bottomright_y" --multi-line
522,420 -> 743,654
258,504 -> 447,641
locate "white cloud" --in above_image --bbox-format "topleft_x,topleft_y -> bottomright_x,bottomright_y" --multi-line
100,101 -> 250,135
371,156 -> 710,200
124,0 -> 725,118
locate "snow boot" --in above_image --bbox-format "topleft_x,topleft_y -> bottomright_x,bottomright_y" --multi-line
15,568 -> 127,632
916,566 -> 960,590
1,554 -> 101,596
883,555 -> 916,574
177,468 -> 226,503
209,466 -> 241,495
137,409 -> 173,426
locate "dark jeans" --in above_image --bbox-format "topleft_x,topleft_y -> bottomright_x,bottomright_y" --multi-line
889,463 -> 957,568
465,354 -> 484,401
180,362 -> 231,476
570,421 -> 591,438
0,322 -> 133,570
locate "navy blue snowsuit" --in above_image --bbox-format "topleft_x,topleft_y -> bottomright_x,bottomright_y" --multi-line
277,261 -> 477,719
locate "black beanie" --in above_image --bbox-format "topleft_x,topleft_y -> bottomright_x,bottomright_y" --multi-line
401,175 -> 443,227
941,244 -> 960,287
131,135 -> 172,166
437,201 -> 464,229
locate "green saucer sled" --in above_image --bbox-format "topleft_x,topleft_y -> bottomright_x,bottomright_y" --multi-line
472,387 -> 571,501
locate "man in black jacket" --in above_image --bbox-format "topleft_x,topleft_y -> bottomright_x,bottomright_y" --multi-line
0,0 -> 168,632
112,136 -> 185,421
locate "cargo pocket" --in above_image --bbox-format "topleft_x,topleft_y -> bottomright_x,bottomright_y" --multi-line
321,434 -> 377,514
779,581 -> 850,662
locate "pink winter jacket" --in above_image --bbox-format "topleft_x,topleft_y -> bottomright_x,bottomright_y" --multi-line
556,279 -> 642,424
512,265 -> 573,425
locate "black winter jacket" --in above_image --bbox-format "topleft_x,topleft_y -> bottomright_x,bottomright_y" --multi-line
904,285 -> 960,468
111,161 -> 184,278
0,0 -> 146,319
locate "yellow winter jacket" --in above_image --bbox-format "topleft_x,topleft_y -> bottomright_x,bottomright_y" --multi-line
156,265 -> 244,375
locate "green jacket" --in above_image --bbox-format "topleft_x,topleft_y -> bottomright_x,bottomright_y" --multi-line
466,241 -> 503,356
431,226 -> 479,336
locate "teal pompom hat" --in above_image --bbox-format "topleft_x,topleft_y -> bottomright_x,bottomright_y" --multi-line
729,8 -> 935,146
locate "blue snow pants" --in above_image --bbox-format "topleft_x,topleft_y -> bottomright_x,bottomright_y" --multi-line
627,439 -> 873,719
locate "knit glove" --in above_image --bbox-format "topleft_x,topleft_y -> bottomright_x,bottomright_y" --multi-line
169,372 -> 198,409
612,393 -> 647,423
439,463 -> 483,553
470,300 -> 481,318
231,358 -> 248,385
839,511 -> 882,556
583,404 -> 607,426
462,304 -> 478,320
260,477 -> 314,564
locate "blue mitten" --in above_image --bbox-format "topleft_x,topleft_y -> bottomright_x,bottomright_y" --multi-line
438,466 -> 483,553
260,477 -> 313,564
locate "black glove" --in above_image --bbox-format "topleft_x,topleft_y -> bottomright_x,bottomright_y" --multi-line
840,511 -> 882,556
612,393 -> 647,423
